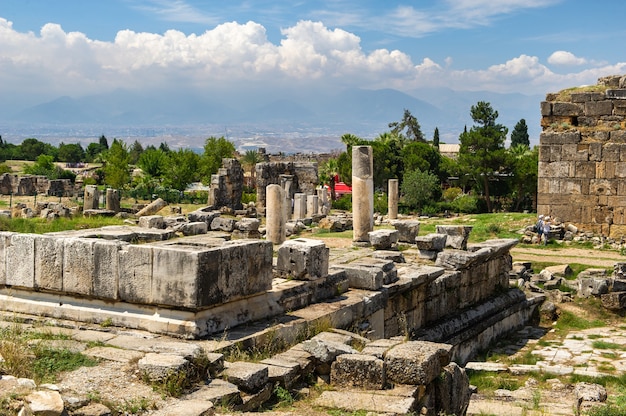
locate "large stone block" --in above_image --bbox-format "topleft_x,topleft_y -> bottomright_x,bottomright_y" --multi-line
540,131 -> 581,145
6,233 -> 35,288
222,361 -> 269,393
435,225 -> 472,250
435,362 -> 471,416
585,100 -> 613,116
63,238 -> 97,295
34,235 -> 64,291
331,354 -> 385,390
385,341 -> 452,385
119,244 -> 153,304
392,220 -> 420,243
552,102 -> 583,116
573,161 -> 596,178
368,229 -> 399,250
0,232 -> 15,285
276,238 -> 329,280
93,240 -> 125,300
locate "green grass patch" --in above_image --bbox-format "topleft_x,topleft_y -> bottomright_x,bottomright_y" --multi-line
592,341 -> 626,351
555,311 -> 605,332
467,370 -> 524,394
311,228 -> 353,239
417,213 -> 534,243
0,215 -> 125,234
32,347 -> 98,383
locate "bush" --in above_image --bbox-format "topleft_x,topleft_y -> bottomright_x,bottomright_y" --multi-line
374,192 -> 387,214
241,191 -> 256,205
401,168 -> 439,211
450,194 -> 482,214
332,194 -> 352,211
442,187 -> 462,202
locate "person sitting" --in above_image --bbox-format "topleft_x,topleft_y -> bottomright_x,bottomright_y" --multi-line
536,214 -> 544,244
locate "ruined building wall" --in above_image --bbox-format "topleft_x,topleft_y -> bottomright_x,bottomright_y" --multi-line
538,74 -> 626,237
207,158 -> 244,210
255,162 -> 318,208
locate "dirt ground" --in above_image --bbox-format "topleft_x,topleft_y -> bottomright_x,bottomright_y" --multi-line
510,245 -> 625,268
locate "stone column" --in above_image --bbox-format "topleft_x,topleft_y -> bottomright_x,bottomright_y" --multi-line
317,187 -> 329,215
266,184 -> 286,244
293,193 -> 307,219
388,179 -> 398,220
83,185 -> 99,210
306,194 -> 319,218
105,188 -> 120,212
280,175 -> 294,221
352,145 -> 374,242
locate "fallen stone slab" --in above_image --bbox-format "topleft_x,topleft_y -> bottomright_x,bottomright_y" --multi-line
180,222 -> 208,236
259,358 -> 301,388
136,198 -> 167,217
435,225 -> 472,249
186,379 -> 242,406
415,233 -> 447,251
371,250 -> 405,263
360,338 -> 403,359
601,292 -> 626,310
25,390 -> 64,416
138,353 -> 189,382
385,341 -> 452,385
314,389 -> 416,414
150,400 -> 214,416
330,353 -> 385,390
276,238 -> 329,280
222,361 -> 269,393
235,382 -> 273,412
368,229 -> 399,250
138,215 -> 165,229
392,220 -> 420,243
83,346 -> 145,364
301,338 -> 358,364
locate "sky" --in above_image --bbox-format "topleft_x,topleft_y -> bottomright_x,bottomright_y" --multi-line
1,0 -> 626,118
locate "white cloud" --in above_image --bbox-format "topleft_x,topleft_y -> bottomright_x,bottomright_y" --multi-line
548,50 -> 587,66
0,17 -> 623,100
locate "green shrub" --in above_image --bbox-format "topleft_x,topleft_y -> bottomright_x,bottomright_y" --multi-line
332,194 -> 352,211
241,191 -> 256,205
450,194 -> 482,213
442,187 -> 462,202
374,192 -> 387,214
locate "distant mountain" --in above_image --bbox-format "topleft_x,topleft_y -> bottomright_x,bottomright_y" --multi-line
2,86 -> 544,151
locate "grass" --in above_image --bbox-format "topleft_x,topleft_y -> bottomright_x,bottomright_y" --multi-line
592,341 -> 626,351
555,311 -> 605,332
0,215 -> 125,234
467,370 -> 524,394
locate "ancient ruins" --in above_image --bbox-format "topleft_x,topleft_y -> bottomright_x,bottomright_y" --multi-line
538,74 -> 626,237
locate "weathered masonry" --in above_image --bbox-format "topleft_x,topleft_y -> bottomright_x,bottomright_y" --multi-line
538,74 -> 626,236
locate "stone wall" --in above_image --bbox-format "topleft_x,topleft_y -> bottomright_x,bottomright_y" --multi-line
255,162 -> 318,209
0,174 -> 73,196
538,74 -> 626,236
207,158 -> 244,211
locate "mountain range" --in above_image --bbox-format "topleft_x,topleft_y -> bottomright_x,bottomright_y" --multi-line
0,87 -> 543,154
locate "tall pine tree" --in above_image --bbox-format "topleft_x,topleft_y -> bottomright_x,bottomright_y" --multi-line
510,119 -> 530,148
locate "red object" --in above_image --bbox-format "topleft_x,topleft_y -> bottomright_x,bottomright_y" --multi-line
334,182 -> 352,197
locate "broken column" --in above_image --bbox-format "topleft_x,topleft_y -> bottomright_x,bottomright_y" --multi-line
83,185 -> 99,210
266,184 -> 286,244
306,194 -> 319,218
105,188 -> 120,212
317,187 -> 329,215
388,179 -> 398,220
293,193 -> 307,219
280,175 -> 294,220
352,145 -> 374,243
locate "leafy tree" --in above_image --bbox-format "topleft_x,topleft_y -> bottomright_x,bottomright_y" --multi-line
458,101 -> 509,212
401,141 -> 441,179
389,109 -> 425,143
158,142 -> 171,153
200,136 -> 235,183
58,143 -> 85,164
241,149 -> 262,188
509,145 -> 538,211
510,119 -> 530,148
20,138 -> 48,161
137,147 -> 167,178
129,140 -> 144,165
433,127 -> 440,148
319,158 -> 340,201
98,135 -> 109,150
163,148 -> 200,191
23,154 -> 75,181
371,134 -> 403,190
340,133 -> 363,150
401,168 -> 439,212
103,139 -> 131,188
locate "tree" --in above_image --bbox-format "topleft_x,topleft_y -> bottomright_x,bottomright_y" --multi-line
129,140 -> 144,164
98,135 -> 109,150
23,154 -> 76,181
509,144 -> 538,211
389,109 -> 425,143
103,139 -> 131,188
163,148 -> 200,191
401,168 -> 439,212
510,119 -> 530,148
200,136 -> 235,183
401,141 -> 441,179
241,149 -> 262,188
57,143 -> 85,163
137,147 -> 167,178
20,138 -> 47,161
433,127 -> 440,148
319,158 -> 340,201
458,101 -> 509,212
340,133 -> 363,150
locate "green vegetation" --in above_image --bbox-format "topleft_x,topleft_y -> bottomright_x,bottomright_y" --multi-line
592,341 -> 626,351
0,215 -> 125,234
555,311 -> 605,332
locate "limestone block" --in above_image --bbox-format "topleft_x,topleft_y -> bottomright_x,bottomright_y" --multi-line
435,362 -> 471,416
219,239 -> 273,299
540,101 -> 552,116
561,144 -> 589,161
360,339 -> 404,359
602,143 -> 621,161
34,235 -> 64,291
259,358 -> 300,388
385,341 -> 452,385
236,218 -> 260,232
540,131 -> 581,145
0,232 -> 15,285
371,250 -> 405,263
561,179 -> 582,194
330,354 -> 385,390
211,216 -> 236,232
415,233 -> 447,251
223,361 -> 268,393
293,193 -> 307,219
573,161 -> 596,178
590,179 -> 616,196
6,233 -> 36,288
25,390 -> 64,416
552,102 -> 583,116
578,277 -> 610,298
368,229 -> 399,250
589,142 -> 603,161
301,338 -> 357,364
615,163 -> 626,178
118,244 -> 153,304
138,215 -> 165,229
186,379 -> 242,406
585,100 -> 613,116
435,225 -> 472,250
83,185 -> 99,210
138,353 -> 189,382
276,238 -> 329,280
187,209 -> 221,226
313,390 -> 416,415
136,198 -> 167,216
93,240 -> 124,299
332,257 -> 398,290
63,238 -> 97,295
180,222 -> 208,236
392,220 -> 420,243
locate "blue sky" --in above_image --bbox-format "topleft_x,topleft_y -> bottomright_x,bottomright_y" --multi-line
1,0 -> 625,105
